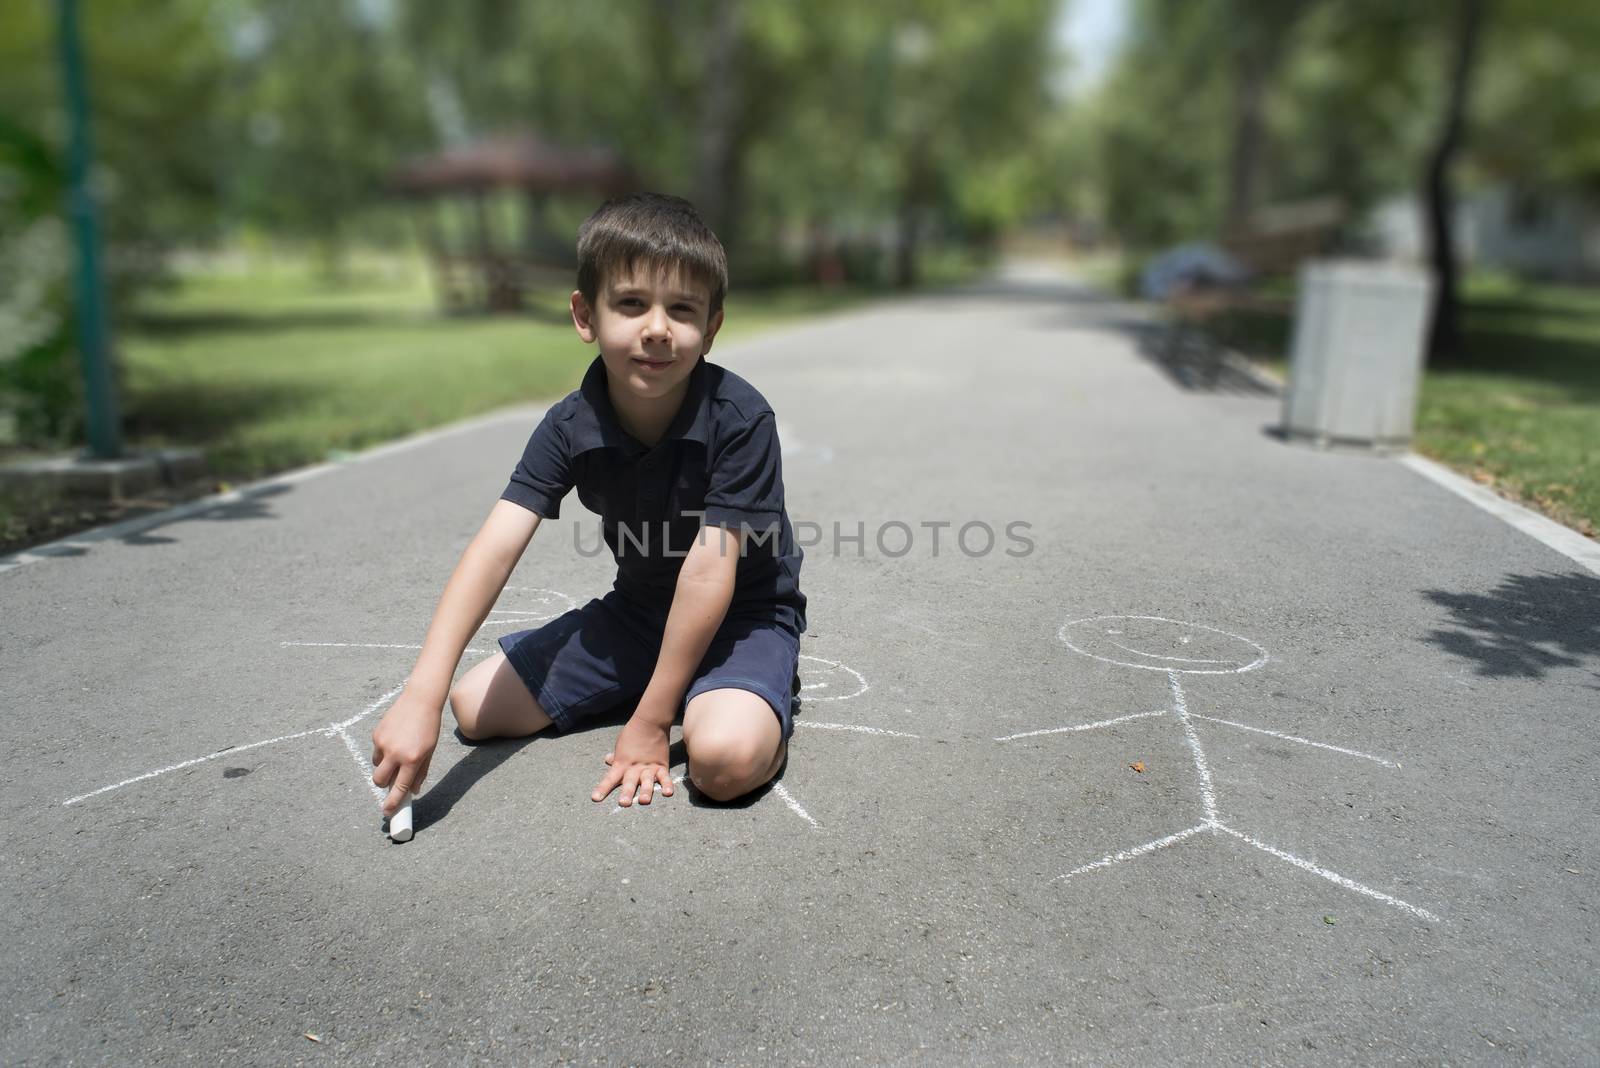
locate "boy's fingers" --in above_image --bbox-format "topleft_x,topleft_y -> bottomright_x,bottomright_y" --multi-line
637,778 -> 654,804
371,756 -> 395,789
382,783 -> 409,818
619,768 -> 642,807
656,767 -> 675,795
592,767 -> 621,803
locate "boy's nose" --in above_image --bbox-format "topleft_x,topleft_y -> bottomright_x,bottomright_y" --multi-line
643,305 -> 671,341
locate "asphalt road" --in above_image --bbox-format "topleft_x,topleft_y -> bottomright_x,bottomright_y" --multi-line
4,263 -> 1598,1065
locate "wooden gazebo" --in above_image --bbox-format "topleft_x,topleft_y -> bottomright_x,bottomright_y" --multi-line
391,132 -> 633,313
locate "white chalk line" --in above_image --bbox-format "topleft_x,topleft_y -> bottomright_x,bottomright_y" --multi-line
1189,714 -> 1400,768
1214,823 -> 1440,923
994,710 -> 1166,742
1059,615 -> 1269,675
1170,672 -> 1220,823
61,681 -> 407,806
606,773 -> 819,831
799,720 -> 922,739
280,641 -> 495,658
1109,641 -> 1235,665
771,780 -> 819,828
62,726 -> 328,806
281,642 -> 421,650
609,773 -> 688,814
334,725 -> 387,802
797,654 -> 868,702
1058,823 -> 1210,880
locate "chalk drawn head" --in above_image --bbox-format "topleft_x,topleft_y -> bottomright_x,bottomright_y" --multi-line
1058,615 -> 1267,674
796,654 -> 868,702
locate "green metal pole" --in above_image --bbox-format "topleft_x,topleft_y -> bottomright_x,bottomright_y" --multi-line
56,0 -> 123,459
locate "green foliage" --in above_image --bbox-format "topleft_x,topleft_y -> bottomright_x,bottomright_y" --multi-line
0,117 -> 75,445
1079,0 -> 1600,252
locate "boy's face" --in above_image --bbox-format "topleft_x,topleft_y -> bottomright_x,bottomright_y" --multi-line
571,264 -> 724,408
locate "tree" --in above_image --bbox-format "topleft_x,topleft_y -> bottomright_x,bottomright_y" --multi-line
1422,0 -> 1488,362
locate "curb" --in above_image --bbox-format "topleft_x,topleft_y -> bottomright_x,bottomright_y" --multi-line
1397,453 -> 1600,577
0,403 -> 548,577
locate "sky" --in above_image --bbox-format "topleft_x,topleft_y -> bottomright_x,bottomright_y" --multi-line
1055,0 -> 1131,96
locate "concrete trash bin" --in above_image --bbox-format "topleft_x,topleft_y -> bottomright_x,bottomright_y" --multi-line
1281,260 -> 1435,450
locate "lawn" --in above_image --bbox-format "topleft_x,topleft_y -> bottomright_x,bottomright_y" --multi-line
0,250 -> 926,552
118,254 -> 881,478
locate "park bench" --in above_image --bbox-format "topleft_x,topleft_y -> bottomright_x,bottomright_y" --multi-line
1160,197 -> 1346,388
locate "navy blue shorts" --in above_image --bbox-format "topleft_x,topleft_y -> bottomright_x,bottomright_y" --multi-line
497,591 -> 800,741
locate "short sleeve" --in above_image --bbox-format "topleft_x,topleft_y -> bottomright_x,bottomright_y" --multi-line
701,411 -> 784,533
501,408 -> 573,519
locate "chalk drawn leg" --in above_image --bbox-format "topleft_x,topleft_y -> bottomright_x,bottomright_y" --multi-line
1058,823 -> 1212,880
1213,823 -> 1440,923
994,710 -> 1167,742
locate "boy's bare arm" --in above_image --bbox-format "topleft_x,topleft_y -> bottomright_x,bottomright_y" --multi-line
590,524 -> 739,805
370,499 -> 541,815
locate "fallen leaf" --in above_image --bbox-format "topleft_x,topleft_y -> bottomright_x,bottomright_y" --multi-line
1565,868 -> 1581,875
1322,915 -> 1337,926
1129,762 -> 1145,773
304,1033 -> 321,1043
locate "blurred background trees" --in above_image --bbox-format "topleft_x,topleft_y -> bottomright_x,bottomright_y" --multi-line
0,0 -> 1594,452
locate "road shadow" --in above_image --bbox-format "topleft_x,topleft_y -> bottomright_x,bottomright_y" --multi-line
411,699 -> 795,832
1420,569 -> 1600,681
407,731 -> 554,834
1128,320 -> 1281,396
108,483 -> 296,548
949,269 -> 1284,396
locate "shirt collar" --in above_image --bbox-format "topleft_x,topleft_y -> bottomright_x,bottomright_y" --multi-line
571,354 -> 712,455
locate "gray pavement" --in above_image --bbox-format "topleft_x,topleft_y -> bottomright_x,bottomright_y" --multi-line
4,263 -> 1598,1065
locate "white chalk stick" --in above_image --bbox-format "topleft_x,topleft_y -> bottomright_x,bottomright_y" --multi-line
387,791 -> 415,842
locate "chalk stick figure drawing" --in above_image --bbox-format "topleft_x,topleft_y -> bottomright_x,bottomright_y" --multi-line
996,615 -> 1440,923
61,587 -> 906,833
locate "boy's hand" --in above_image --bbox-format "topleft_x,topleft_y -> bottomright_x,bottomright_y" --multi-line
592,717 -> 674,807
370,689 -> 443,817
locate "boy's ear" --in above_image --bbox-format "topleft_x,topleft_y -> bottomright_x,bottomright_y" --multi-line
570,290 -> 597,344
700,307 -> 725,356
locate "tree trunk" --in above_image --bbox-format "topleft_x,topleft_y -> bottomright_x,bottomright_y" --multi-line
1424,0 -> 1487,363
693,0 -> 741,247
1224,47 -> 1270,233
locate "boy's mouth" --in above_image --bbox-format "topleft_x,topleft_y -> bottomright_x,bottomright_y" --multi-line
633,357 -> 674,372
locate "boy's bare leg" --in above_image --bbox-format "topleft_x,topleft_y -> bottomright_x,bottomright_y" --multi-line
448,651 -> 555,740
682,688 -> 786,802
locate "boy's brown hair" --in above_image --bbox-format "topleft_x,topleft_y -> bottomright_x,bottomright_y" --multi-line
576,192 -> 729,318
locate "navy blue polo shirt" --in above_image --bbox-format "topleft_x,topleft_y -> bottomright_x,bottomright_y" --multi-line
502,355 -> 806,635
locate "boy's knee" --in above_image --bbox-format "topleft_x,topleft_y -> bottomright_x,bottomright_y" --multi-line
686,729 -> 776,802
448,685 -> 488,741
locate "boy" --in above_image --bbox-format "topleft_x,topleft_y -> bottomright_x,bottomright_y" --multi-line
369,192 -> 806,819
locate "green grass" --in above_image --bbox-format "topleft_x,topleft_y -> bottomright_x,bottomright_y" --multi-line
0,248 -> 942,551
1413,277 -> 1600,537
116,253 -> 879,479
